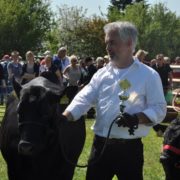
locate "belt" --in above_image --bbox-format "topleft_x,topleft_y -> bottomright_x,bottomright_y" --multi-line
95,135 -> 141,144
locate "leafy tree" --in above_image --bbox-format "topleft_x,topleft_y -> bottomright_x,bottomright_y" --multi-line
146,3 -> 180,59
0,0 -> 52,57
54,5 -> 107,57
75,16 -> 107,57
109,0 -> 144,11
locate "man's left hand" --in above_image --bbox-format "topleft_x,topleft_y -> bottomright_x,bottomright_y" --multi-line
116,113 -> 139,135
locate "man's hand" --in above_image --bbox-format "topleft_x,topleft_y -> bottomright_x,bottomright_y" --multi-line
59,114 -> 69,124
116,113 -> 139,135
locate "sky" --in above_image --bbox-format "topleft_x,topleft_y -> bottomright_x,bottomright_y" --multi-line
50,0 -> 180,16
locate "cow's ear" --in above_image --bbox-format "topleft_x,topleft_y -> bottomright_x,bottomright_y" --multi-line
12,77 -> 22,98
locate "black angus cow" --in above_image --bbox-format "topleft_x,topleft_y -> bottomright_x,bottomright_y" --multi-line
0,76 -> 85,180
160,117 -> 180,180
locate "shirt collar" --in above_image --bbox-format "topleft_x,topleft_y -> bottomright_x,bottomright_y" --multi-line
107,57 -> 140,70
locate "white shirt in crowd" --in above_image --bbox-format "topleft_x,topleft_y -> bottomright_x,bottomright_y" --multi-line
65,59 -> 167,139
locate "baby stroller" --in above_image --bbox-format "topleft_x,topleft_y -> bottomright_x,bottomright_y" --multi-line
160,89 -> 180,180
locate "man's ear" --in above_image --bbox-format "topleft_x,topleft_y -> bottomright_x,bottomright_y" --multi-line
12,77 -> 22,98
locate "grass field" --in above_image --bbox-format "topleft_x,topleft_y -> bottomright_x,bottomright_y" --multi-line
0,105 -> 165,180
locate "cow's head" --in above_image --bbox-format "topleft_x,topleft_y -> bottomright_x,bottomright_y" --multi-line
13,77 -> 63,156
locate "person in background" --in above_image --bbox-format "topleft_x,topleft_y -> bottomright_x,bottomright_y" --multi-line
39,55 -> 62,84
7,51 -> 22,92
103,55 -> 109,66
1,55 -> 11,90
174,56 -> 180,65
53,47 -> 70,72
79,59 -> 87,79
150,59 -> 156,67
152,54 -> 173,96
83,57 -> 97,118
21,51 -> 39,84
40,50 -> 52,65
83,57 -> 97,86
0,62 -> 6,105
135,49 -> 149,66
63,55 -> 82,103
96,57 -> 104,70
53,47 -> 70,86
62,21 -> 166,180
164,56 -> 171,65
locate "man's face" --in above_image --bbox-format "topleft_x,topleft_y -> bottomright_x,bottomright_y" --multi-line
156,55 -> 164,65
105,31 -> 131,63
11,54 -> 19,61
58,50 -> 66,59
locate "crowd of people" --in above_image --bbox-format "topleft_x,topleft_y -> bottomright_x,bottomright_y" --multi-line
0,47 -> 110,105
0,46 -> 179,106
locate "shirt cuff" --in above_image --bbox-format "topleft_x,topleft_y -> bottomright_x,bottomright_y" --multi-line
65,105 -> 81,121
142,109 -> 162,125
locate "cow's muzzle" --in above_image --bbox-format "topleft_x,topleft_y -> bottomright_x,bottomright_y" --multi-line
18,140 -> 33,156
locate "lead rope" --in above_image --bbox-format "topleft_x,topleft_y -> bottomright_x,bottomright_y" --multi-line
59,116 -> 118,168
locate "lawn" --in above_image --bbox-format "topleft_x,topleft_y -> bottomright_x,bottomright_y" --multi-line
0,105 -> 165,180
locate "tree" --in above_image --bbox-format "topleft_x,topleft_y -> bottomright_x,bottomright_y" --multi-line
0,0 -> 53,57
109,0 -> 144,12
146,3 -> 180,59
75,16 -> 107,57
53,5 -> 107,57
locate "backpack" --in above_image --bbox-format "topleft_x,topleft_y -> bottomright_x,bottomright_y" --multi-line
160,116 -> 180,180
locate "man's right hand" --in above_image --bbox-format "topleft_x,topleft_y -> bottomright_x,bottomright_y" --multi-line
62,111 -> 74,121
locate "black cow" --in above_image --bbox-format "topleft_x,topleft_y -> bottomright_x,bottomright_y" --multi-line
0,76 -> 85,180
160,117 -> 180,180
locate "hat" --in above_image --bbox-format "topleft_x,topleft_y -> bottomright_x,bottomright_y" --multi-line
3,54 -> 10,59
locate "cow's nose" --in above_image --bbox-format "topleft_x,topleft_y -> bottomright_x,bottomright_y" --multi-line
18,140 -> 33,155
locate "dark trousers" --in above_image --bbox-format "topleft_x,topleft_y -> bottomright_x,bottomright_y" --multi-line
86,135 -> 144,180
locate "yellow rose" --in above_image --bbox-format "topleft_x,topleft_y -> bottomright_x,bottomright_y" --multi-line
119,79 -> 131,91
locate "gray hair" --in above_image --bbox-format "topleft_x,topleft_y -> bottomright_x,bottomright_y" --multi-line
104,21 -> 138,52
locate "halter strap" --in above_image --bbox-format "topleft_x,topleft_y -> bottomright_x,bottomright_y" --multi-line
163,145 -> 180,155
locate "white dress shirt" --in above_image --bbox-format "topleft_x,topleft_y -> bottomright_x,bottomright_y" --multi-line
65,59 -> 167,139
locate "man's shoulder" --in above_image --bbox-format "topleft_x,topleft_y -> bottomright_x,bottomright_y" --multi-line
137,61 -> 159,77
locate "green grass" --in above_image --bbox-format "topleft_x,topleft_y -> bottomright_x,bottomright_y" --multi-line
0,106 -> 165,180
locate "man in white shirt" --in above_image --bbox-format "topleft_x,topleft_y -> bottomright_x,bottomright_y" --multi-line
62,21 -> 167,180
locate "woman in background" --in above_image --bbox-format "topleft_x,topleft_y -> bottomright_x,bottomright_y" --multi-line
21,51 -> 39,84
63,55 -> 82,103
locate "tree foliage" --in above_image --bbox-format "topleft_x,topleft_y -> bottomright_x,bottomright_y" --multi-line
109,0 -> 144,11
52,5 -> 107,57
0,0 -> 52,57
